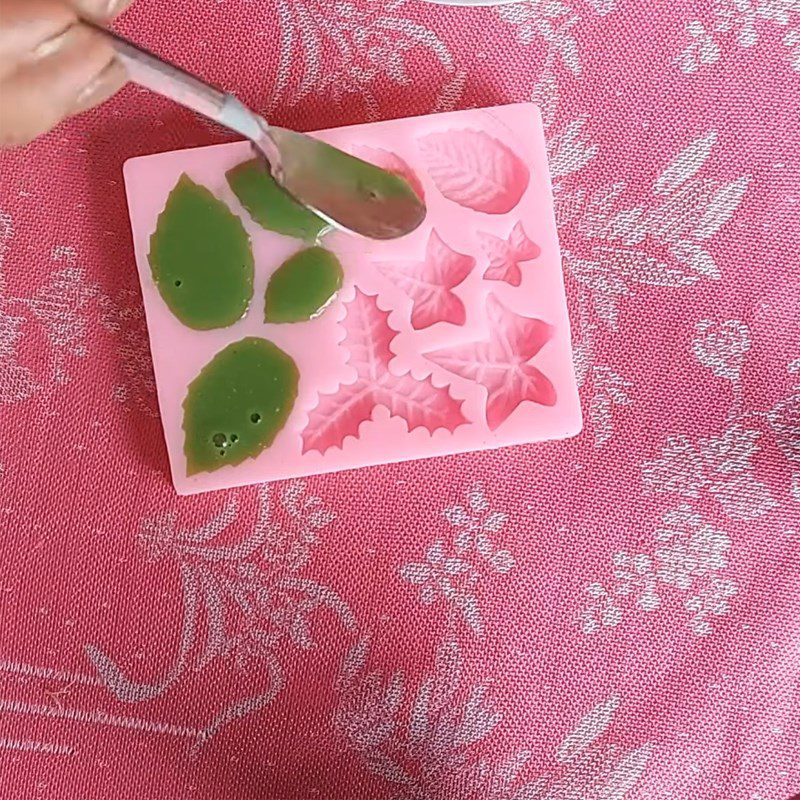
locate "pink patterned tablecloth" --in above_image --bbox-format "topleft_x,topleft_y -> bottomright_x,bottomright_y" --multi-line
1,1 -> 799,798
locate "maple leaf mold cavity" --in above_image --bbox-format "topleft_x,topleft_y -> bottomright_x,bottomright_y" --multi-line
376,229 -> 476,330
426,295 -> 557,431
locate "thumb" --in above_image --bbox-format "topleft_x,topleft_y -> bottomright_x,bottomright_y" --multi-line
68,0 -> 134,22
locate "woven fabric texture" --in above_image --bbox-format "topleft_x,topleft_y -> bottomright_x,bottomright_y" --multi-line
0,1 -> 798,798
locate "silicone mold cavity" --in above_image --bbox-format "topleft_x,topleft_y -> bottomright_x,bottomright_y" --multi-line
302,290 -> 466,454
479,222 -> 541,287
427,296 -> 556,431
376,230 -> 474,330
418,129 -> 530,214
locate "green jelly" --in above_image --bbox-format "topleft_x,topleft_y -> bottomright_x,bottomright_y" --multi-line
265,246 -> 343,323
149,174 -> 254,330
183,337 -> 299,476
226,158 -> 329,241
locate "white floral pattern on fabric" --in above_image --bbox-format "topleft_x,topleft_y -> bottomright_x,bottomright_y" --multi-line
0,210 -> 38,406
581,504 -> 738,637
644,426 -> 778,521
0,237 -> 100,405
268,0 -> 466,119
768,358 -> 800,499
85,483 -> 349,751
562,131 -> 750,316
400,482 -> 514,635
337,638 -> 651,797
547,124 -> 750,447
98,289 -> 158,417
497,1 -> 582,75
24,247 -> 98,388
589,366 -> 633,447
692,318 -> 751,381
644,319 -> 798,519
677,0 -> 800,73
496,0 -> 619,77
342,484 -> 651,797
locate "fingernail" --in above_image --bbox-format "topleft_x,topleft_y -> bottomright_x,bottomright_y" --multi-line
75,73 -> 104,111
73,61 -> 126,113
106,0 -> 132,18
32,27 -> 73,60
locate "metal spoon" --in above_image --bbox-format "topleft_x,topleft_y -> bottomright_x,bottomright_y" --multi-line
89,22 -> 426,240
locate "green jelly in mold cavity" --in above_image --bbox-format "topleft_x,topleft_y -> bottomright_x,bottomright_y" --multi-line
183,337 -> 299,476
265,246 -> 343,323
149,174 -> 254,330
226,158 -> 329,241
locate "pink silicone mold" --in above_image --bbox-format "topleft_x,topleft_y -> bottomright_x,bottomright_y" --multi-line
303,290 -> 465,454
426,295 -> 555,431
124,103 -> 582,495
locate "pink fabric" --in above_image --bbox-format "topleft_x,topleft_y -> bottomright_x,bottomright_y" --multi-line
1,1 -> 798,798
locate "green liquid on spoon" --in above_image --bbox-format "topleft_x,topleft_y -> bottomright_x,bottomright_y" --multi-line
183,337 -> 299,476
265,246 -> 343,323
266,128 -> 426,239
149,175 -> 254,330
226,158 -> 330,241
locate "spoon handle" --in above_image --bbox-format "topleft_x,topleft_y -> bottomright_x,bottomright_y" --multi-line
82,21 -> 426,240
86,21 -> 264,142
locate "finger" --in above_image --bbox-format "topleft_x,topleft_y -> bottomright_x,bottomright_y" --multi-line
70,56 -> 127,114
0,24 -> 118,146
68,0 -> 134,22
0,0 -> 133,79
0,0 -> 76,72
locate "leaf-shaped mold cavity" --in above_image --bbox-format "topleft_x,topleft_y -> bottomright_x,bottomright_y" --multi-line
426,295 -> 556,430
149,175 -> 254,330
351,146 -> 425,200
376,229 -> 474,329
418,130 -> 529,214
226,158 -> 329,241
302,290 -> 466,454
479,222 -> 541,287
183,337 -> 299,476
265,246 -> 343,323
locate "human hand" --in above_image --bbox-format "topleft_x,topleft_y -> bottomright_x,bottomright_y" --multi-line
0,0 -> 132,147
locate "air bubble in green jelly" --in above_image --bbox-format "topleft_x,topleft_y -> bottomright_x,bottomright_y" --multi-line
149,174 -> 254,330
226,158 -> 330,241
264,246 -> 343,323
183,337 -> 299,476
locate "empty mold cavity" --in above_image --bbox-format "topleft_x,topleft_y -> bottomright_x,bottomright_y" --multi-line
302,290 -> 466,454
376,229 -> 474,330
417,129 -> 529,214
426,295 -> 556,431
479,222 -> 541,287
